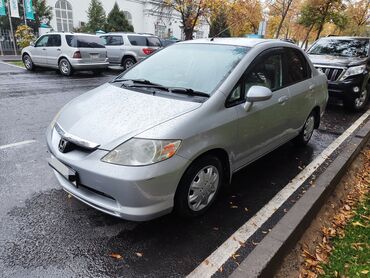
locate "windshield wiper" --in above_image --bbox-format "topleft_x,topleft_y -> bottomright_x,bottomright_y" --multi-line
114,78 -> 169,91
169,87 -> 210,98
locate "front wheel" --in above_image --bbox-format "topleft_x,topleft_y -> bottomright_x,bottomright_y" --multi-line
294,112 -> 316,146
59,58 -> 73,76
23,54 -> 35,71
174,155 -> 223,218
344,87 -> 369,112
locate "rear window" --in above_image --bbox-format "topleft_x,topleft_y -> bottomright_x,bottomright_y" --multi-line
128,35 -> 162,47
65,35 -> 105,48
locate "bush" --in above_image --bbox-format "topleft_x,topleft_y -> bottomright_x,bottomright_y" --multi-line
15,25 -> 36,49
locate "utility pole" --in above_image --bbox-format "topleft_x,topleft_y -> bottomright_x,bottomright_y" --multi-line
23,0 -> 27,25
7,0 -> 18,55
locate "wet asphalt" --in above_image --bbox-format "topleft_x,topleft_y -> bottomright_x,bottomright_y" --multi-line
0,65 -> 368,277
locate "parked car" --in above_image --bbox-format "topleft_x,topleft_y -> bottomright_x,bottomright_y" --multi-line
46,38 -> 328,221
307,36 -> 370,111
99,33 -> 162,70
160,38 -> 180,47
22,32 -> 109,76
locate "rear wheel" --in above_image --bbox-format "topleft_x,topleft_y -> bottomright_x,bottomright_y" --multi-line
23,54 -> 35,71
294,111 -> 316,146
59,58 -> 73,76
175,155 -> 223,218
121,57 -> 136,71
344,86 -> 369,112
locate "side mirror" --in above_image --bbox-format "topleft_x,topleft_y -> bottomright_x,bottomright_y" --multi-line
243,85 -> 272,111
30,41 -> 35,47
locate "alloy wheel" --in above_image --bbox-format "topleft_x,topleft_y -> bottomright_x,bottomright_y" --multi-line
354,89 -> 367,109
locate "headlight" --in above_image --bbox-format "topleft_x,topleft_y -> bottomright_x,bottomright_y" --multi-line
101,138 -> 181,166
339,65 -> 366,81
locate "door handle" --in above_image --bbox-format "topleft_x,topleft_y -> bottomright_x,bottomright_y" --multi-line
278,95 -> 289,104
42,48 -> 46,50
57,48 -> 61,51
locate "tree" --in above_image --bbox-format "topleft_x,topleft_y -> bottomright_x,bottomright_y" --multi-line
29,0 -> 53,33
343,0 -> 370,36
228,0 -> 262,36
268,0 -> 294,38
209,10 -> 230,37
162,0 -> 209,40
105,2 -> 134,32
85,0 -> 106,33
15,24 -> 36,49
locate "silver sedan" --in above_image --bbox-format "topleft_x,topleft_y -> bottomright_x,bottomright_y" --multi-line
46,38 -> 328,221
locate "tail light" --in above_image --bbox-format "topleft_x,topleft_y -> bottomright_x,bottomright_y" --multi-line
73,51 -> 81,58
142,48 -> 154,55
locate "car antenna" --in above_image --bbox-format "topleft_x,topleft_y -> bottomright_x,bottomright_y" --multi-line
210,21 -> 236,41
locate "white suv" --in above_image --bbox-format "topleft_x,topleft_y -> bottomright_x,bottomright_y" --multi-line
100,33 -> 162,70
22,32 -> 109,76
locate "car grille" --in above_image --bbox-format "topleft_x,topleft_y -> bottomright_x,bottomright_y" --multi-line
314,66 -> 344,81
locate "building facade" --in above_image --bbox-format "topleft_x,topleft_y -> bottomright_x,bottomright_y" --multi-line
46,0 -> 209,39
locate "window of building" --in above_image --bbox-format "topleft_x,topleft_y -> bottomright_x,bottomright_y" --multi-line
55,0 -> 73,32
123,11 -> 132,25
195,31 -> 204,39
155,24 -> 166,38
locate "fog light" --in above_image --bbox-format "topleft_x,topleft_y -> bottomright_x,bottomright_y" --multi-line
353,86 -> 360,93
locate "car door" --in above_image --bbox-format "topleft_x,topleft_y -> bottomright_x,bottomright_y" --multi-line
228,48 -> 293,169
101,35 -> 124,64
46,34 -> 62,67
284,48 -> 316,132
32,35 -> 49,65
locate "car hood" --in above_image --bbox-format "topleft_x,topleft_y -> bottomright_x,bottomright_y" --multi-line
308,54 -> 367,67
55,83 -> 202,149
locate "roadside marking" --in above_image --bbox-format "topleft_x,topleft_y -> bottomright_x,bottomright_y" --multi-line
188,109 -> 370,278
0,140 -> 36,150
0,60 -> 25,70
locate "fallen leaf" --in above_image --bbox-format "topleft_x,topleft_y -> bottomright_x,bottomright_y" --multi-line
230,205 -> 238,209
360,270 -> 369,274
109,253 -> 123,260
67,194 -> 72,199
135,252 -> 143,257
352,221 -> 366,228
244,207 -> 249,212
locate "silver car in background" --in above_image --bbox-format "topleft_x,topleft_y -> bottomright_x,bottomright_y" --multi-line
99,33 -> 162,70
46,38 -> 328,221
22,32 -> 109,76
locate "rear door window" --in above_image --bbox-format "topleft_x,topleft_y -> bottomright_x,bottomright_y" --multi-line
285,48 -> 311,85
47,35 -> 61,47
66,35 -> 105,48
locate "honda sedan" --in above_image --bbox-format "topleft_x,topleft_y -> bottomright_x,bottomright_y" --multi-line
46,38 -> 328,221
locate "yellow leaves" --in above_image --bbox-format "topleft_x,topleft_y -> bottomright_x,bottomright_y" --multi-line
360,270 -> 369,275
352,221 -> 367,228
109,253 -> 123,260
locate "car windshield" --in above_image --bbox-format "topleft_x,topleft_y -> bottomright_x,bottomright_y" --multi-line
116,43 -> 249,95
308,38 -> 369,58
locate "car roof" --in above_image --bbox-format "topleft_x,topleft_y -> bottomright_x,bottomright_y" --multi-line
179,37 -> 288,48
319,36 -> 369,40
103,32 -> 155,37
46,32 -> 98,37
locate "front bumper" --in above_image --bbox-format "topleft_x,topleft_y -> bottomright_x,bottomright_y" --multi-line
46,126 -> 190,221
328,74 -> 367,100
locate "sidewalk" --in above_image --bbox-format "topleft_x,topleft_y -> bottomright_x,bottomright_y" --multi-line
0,55 -> 22,62
0,60 -> 25,74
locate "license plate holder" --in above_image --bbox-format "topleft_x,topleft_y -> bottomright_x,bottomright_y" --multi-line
48,156 -> 78,187
90,53 -> 99,60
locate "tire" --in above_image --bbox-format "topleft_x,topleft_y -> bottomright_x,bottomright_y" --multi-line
174,155 -> 223,218
344,86 -> 369,112
23,54 -> 35,71
294,111 -> 316,146
59,58 -> 73,76
121,57 -> 136,71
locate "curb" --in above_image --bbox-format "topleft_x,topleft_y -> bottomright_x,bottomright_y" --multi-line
230,118 -> 370,278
